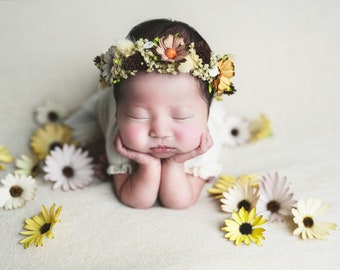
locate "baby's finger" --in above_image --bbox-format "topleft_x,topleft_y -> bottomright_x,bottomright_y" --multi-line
199,130 -> 213,153
114,135 -> 131,157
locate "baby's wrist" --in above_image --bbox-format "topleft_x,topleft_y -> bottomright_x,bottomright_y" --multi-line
138,159 -> 161,169
162,158 -> 185,168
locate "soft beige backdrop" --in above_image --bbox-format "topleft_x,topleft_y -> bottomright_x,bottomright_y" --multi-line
1,0 -> 339,269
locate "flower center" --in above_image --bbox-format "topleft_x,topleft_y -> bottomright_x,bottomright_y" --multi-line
62,166 -> 74,178
267,200 -> 280,213
48,111 -> 59,122
231,128 -> 239,137
165,48 -> 177,59
49,142 -> 63,152
40,223 -> 51,234
239,223 -> 253,235
237,200 -> 251,211
31,164 -> 40,177
303,217 -> 314,228
9,185 -> 23,197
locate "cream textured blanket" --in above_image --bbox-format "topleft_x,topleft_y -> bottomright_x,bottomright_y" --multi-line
1,1 -> 339,269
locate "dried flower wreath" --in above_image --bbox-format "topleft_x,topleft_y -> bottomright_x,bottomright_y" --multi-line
94,34 -> 236,99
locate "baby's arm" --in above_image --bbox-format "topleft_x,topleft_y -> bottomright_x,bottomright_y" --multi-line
113,135 -> 161,209
159,130 -> 213,209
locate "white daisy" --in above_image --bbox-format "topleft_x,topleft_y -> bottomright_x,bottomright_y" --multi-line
43,144 -> 94,191
0,173 -> 37,210
222,114 -> 250,147
220,180 -> 259,214
292,198 -> 337,240
257,172 -> 296,222
34,100 -> 69,125
102,46 -> 115,83
15,153 -> 40,177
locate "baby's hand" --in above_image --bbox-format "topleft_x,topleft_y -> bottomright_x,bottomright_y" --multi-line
114,134 -> 160,166
167,129 -> 213,164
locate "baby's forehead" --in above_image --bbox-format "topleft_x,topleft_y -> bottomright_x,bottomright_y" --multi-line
121,72 -> 200,93
122,71 -> 199,84
116,74 -> 211,111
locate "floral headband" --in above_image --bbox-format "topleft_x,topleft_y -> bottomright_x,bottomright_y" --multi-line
94,34 -> 236,99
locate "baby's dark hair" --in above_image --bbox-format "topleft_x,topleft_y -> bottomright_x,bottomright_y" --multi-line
113,18 -> 214,107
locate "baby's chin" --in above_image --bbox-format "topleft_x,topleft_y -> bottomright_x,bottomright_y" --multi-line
149,152 -> 176,159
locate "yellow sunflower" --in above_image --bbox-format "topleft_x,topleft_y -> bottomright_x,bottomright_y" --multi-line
249,113 -> 272,142
0,146 -> 13,170
208,174 -> 260,199
30,123 -> 76,160
221,207 -> 267,246
20,203 -> 62,249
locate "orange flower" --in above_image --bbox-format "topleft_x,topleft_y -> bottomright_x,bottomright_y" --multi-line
214,56 -> 235,95
155,34 -> 188,62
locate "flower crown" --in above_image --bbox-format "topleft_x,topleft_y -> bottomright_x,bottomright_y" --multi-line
94,34 -> 236,99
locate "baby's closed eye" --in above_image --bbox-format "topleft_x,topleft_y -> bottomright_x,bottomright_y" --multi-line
172,115 -> 193,121
126,107 -> 150,120
171,108 -> 193,121
127,114 -> 150,121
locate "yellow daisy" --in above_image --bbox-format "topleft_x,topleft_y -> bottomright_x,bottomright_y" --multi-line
20,203 -> 62,249
208,174 -> 260,199
221,207 -> 267,246
292,198 -> 337,240
0,146 -> 14,170
15,153 -> 40,177
30,123 -> 76,160
249,113 -> 272,142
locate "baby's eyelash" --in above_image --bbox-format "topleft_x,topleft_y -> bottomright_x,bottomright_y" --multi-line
172,116 -> 193,120
127,114 -> 150,120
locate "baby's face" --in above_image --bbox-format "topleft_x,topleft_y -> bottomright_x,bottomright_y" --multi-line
116,72 -> 209,159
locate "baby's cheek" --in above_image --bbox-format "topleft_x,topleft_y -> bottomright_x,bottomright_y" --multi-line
176,126 -> 202,146
119,125 -> 144,147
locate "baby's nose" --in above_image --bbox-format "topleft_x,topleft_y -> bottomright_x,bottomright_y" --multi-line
149,120 -> 171,138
